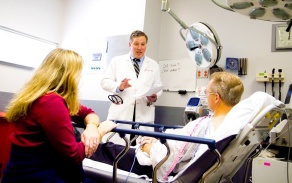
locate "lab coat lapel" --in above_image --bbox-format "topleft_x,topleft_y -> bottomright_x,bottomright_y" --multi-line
125,58 -> 137,79
138,58 -> 149,79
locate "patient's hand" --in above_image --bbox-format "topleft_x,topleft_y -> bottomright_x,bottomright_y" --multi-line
141,143 -> 153,155
82,120 -> 117,157
140,137 -> 158,144
139,137 -> 158,155
98,120 -> 118,136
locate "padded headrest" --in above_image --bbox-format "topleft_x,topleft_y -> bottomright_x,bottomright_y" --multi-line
215,91 -> 284,141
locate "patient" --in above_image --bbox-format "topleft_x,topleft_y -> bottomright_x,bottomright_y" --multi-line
90,71 -> 244,182
2,48 -> 117,183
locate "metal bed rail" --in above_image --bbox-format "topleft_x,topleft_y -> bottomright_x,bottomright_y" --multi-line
112,120 -> 183,132
111,124 -> 217,183
73,121 -> 218,183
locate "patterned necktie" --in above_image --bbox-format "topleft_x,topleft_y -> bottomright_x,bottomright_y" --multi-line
133,58 -> 140,78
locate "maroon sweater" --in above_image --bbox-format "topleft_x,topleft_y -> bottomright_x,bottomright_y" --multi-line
9,93 -> 94,164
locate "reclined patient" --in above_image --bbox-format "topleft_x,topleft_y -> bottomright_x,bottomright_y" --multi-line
90,72 -> 283,183
90,71 -> 246,182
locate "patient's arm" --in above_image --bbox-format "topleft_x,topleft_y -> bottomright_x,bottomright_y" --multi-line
141,142 -> 152,155
82,116 -> 117,157
140,137 -> 158,154
142,117 -> 210,182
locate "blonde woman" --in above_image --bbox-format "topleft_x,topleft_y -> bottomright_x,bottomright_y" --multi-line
2,48 -> 117,183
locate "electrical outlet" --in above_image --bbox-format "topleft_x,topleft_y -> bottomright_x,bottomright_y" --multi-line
197,69 -> 208,78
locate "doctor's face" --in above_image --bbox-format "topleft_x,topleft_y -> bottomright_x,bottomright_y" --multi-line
129,36 -> 147,59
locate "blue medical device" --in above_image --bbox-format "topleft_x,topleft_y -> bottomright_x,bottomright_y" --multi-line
184,97 -> 202,123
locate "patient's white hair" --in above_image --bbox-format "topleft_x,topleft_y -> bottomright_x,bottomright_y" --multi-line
209,71 -> 244,106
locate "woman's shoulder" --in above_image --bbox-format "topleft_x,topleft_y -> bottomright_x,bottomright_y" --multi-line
36,92 -> 65,106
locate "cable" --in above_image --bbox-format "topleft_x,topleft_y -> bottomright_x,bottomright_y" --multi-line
124,146 -> 140,183
243,145 -> 262,183
286,118 -> 291,183
278,69 -> 282,101
264,123 -> 290,151
272,68 -> 275,97
263,111 -> 291,183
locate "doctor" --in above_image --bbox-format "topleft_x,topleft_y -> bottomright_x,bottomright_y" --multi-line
100,30 -> 163,145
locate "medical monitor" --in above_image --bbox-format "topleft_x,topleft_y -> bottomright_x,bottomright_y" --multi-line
187,97 -> 200,107
285,84 -> 292,105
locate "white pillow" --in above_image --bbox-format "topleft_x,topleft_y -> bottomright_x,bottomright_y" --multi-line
216,91 -> 284,141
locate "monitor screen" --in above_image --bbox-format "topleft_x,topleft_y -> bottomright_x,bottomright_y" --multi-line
187,97 -> 200,107
285,84 -> 292,104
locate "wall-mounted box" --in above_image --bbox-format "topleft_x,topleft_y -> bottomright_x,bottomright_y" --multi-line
256,72 -> 285,83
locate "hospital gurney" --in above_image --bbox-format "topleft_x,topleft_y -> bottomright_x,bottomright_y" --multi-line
83,124 -> 220,183
78,92 -> 286,183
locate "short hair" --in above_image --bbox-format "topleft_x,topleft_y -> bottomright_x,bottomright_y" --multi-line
209,71 -> 244,106
130,30 -> 148,43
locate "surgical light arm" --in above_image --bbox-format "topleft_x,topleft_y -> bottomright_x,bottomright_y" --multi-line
161,0 -> 188,29
161,0 -> 222,49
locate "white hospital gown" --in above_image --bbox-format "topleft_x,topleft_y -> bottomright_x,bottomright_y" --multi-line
137,116 -> 211,182
136,91 -> 283,182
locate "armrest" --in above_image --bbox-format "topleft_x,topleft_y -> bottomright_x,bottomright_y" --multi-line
113,120 -> 183,132
112,127 -> 216,151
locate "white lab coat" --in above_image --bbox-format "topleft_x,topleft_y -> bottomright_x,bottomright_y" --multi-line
100,53 -> 163,145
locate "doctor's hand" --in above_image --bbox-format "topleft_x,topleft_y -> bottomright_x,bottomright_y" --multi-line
119,78 -> 131,91
146,94 -> 157,103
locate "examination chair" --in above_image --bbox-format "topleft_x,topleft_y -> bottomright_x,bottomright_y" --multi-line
0,112 -> 14,179
81,92 -> 285,183
173,93 -> 285,183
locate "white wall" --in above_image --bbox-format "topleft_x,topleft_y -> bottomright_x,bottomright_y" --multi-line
1,0 -> 291,109
61,0 -> 147,101
0,0 -> 64,93
0,0 -> 63,42
143,0 -> 163,61
156,0 -> 292,107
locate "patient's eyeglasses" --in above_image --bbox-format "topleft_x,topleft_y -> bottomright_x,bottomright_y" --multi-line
205,90 -> 216,96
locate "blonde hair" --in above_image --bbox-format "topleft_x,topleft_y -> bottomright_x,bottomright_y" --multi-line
5,48 -> 83,122
209,71 -> 244,106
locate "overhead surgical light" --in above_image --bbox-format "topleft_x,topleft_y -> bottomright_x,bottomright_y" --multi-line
185,23 -> 222,68
161,0 -> 222,68
212,0 -> 292,22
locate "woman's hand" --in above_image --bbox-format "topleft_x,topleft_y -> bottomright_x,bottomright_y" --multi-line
82,120 -> 117,158
81,123 -> 100,158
